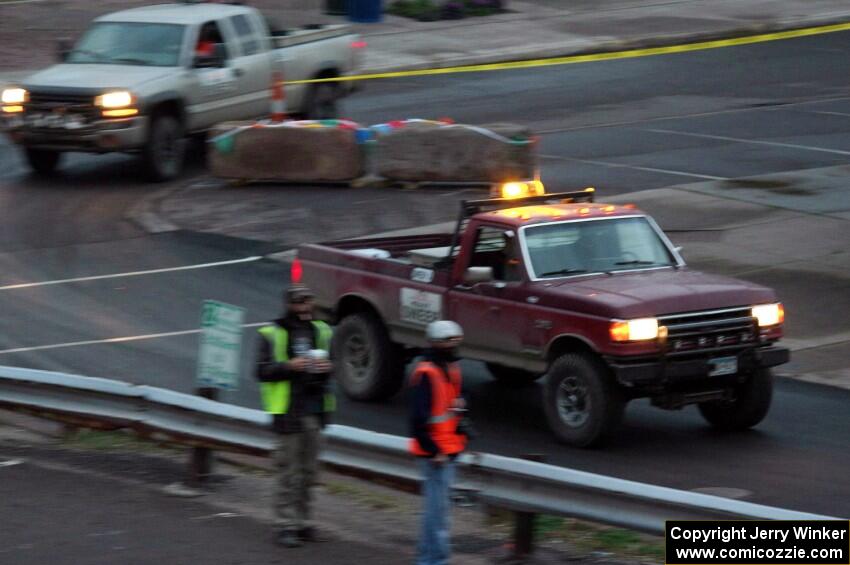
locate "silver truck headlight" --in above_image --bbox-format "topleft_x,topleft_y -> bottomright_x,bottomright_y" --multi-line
2,88 -> 28,104
95,91 -> 133,108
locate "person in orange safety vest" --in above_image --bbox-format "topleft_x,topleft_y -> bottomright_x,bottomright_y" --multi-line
409,320 -> 468,565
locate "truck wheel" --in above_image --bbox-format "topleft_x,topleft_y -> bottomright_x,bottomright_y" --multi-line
333,312 -> 403,401
544,353 -> 624,447
486,363 -> 542,386
698,368 -> 773,431
142,114 -> 185,182
25,148 -> 62,176
305,82 -> 341,119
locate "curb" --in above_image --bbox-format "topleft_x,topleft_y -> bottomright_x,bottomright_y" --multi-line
360,14 -> 850,75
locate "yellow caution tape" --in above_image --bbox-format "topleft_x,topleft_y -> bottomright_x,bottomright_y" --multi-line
285,21 -> 850,85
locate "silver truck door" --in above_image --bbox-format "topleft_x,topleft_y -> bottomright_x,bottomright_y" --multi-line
185,19 -> 240,130
222,12 -> 273,119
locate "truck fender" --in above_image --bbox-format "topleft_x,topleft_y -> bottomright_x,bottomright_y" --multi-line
544,333 -> 599,365
141,92 -> 186,122
335,292 -> 385,325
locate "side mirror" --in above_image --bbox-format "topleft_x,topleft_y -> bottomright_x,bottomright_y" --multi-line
674,246 -> 683,254
57,39 -> 71,62
463,267 -> 494,285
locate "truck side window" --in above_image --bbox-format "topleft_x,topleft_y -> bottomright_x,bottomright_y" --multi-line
470,227 -> 522,282
229,14 -> 259,56
197,21 -> 228,59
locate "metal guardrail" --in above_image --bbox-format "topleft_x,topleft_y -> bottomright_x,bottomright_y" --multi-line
0,365 -> 841,534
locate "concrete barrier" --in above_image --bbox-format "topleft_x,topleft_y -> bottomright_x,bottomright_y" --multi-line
373,122 -> 537,183
208,121 -> 363,182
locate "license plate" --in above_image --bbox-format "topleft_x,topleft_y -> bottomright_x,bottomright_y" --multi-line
709,356 -> 738,376
27,113 -> 85,129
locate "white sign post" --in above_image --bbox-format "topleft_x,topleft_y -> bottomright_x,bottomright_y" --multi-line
196,300 -> 245,391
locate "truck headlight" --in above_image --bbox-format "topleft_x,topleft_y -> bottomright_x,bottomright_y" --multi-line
2,88 -> 28,104
610,318 -> 659,342
752,303 -> 784,327
95,91 -> 133,108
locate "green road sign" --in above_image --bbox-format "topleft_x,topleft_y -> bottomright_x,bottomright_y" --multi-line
197,300 -> 245,391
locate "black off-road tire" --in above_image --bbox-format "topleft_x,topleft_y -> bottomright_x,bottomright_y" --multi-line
486,363 -> 542,386
332,312 -> 404,401
543,352 -> 625,447
698,368 -> 773,431
25,148 -> 63,176
142,114 -> 185,182
304,82 -> 341,120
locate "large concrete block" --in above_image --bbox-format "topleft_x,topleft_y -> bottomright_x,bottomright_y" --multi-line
208,121 -> 363,182
373,122 -> 537,183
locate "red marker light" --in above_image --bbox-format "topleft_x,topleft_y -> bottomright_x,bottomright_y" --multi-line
291,258 -> 303,284
351,41 -> 368,49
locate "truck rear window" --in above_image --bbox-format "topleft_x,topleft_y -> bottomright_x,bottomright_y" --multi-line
68,22 -> 186,67
522,216 -> 675,279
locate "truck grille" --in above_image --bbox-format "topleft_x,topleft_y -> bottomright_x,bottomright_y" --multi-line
659,306 -> 757,355
26,91 -> 99,123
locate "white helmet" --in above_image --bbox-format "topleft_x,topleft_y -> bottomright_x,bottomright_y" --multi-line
426,320 -> 464,342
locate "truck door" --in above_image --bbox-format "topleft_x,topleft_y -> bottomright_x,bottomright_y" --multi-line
185,20 -> 240,130
222,13 -> 273,119
446,225 -> 530,364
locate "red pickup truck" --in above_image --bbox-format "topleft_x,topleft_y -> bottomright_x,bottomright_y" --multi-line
297,190 -> 790,446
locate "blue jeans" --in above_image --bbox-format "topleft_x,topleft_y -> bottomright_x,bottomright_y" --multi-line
416,458 -> 455,565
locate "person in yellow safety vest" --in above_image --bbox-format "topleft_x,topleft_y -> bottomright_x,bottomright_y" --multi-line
255,284 -> 334,548
409,320 -> 468,565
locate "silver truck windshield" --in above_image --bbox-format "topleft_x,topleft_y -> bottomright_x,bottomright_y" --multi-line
522,216 -> 676,279
67,22 -> 186,67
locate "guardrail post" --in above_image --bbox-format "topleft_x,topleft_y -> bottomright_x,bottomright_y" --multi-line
187,387 -> 218,488
513,453 -> 544,559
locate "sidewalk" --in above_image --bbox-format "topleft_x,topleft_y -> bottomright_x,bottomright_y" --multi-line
2,0 -> 850,77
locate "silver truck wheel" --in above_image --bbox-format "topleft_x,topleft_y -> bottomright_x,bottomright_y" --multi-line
544,352 -> 624,447
142,114 -> 185,182
305,82 -> 341,120
332,312 -> 403,401
25,148 -> 63,176
486,363 -> 542,386
699,368 -> 773,431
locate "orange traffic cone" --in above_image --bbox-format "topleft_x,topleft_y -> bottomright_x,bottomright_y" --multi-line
270,71 -> 288,123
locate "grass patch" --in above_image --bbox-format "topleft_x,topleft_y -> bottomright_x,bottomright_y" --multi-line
63,428 -> 175,454
325,479 -> 403,511
486,509 -> 664,563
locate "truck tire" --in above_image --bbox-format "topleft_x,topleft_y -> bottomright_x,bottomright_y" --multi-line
698,368 -> 773,431
486,363 -> 542,386
304,82 -> 341,120
543,352 -> 624,447
142,114 -> 185,182
332,312 -> 404,401
25,148 -> 62,176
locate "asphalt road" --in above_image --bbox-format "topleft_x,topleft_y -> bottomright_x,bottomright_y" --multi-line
1,32 -> 850,516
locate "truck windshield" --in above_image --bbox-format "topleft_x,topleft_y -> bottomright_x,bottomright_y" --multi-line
523,216 -> 676,279
67,22 -> 185,67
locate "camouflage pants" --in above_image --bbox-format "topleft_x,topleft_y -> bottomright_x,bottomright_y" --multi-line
274,415 -> 321,532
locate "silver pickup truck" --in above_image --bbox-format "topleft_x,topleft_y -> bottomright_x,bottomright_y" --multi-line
0,2 -> 361,180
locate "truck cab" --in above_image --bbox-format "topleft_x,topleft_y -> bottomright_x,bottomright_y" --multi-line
299,189 -> 790,446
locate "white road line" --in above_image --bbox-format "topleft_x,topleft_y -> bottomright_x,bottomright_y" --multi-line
539,154 -> 727,180
0,256 -> 264,291
806,110 -> 850,118
645,128 -> 850,156
0,459 -> 24,468
0,323 -> 266,355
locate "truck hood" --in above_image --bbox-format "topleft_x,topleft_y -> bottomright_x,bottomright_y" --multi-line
534,268 -> 776,319
23,64 -> 175,91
